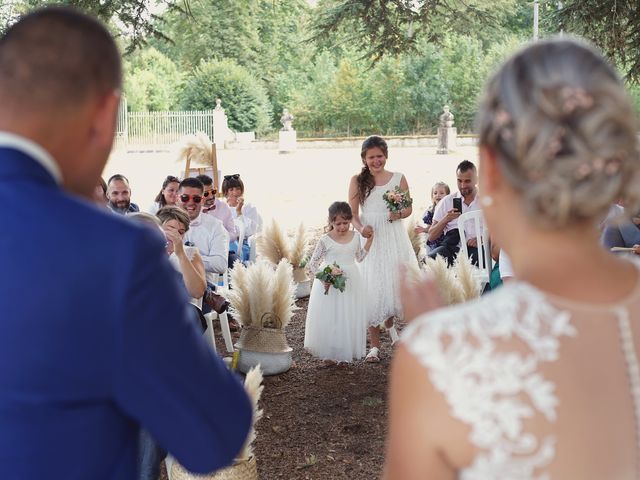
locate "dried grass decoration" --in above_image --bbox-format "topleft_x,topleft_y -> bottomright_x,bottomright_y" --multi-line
421,255 -> 481,305
406,215 -> 426,263
225,259 -> 297,354
257,220 -> 309,283
170,366 -> 264,480
176,131 -> 213,167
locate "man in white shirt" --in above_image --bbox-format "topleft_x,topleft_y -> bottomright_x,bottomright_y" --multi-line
177,177 -> 229,314
428,160 -> 482,265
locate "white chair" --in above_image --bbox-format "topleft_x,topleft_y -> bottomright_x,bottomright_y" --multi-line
248,213 -> 263,264
457,210 -> 491,289
204,270 -> 234,353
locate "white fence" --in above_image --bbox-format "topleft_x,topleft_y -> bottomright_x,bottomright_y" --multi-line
115,97 -> 215,147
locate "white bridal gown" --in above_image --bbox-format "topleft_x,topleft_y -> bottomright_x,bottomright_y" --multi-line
402,266 -> 640,479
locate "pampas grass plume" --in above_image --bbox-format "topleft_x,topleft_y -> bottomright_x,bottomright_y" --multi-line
257,220 -> 290,265
453,255 -> 481,301
272,260 -> 296,328
175,132 -> 212,166
237,366 -> 264,462
406,216 -> 425,263
247,260 -> 275,327
227,261 -> 252,326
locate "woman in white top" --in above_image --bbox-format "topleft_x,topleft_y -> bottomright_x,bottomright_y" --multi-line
384,37 -> 640,479
156,206 -> 206,307
148,175 -> 180,215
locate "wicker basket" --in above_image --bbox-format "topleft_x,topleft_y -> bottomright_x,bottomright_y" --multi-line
170,456 -> 257,480
237,313 -> 292,354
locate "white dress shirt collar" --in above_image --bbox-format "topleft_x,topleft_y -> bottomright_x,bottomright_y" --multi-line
0,131 -> 63,185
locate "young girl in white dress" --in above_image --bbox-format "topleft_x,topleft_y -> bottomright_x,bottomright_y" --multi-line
304,201 -> 373,363
348,135 -> 419,363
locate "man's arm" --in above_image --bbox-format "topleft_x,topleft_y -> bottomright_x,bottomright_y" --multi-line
114,230 -> 251,473
428,197 -> 458,242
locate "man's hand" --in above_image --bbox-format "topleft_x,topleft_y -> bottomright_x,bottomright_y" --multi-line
444,208 -> 461,222
467,237 -> 478,248
633,244 -> 640,255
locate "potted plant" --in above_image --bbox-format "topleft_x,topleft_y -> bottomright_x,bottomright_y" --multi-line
170,366 -> 264,480
225,259 -> 296,375
256,221 -> 311,298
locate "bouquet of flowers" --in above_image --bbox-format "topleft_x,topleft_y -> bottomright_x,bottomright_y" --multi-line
315,262 -> 346,295
383,186 -> 413,222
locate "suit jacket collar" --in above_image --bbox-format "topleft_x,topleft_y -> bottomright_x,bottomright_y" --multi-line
0,132 -> 62,184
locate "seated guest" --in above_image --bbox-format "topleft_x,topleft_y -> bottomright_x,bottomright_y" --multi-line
148,175 -> 180,215
197,174 -> 239,268
177,177 -> 230,314
602,208 -> 640,255
414,181 -> 450,254
427,160 -> 482,265
107,173 -> 139,215
222,173 -> 261,263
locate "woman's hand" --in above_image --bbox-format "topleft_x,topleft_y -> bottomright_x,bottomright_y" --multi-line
399,266 -> 444,323
389,211 -> 403,222
164,229 -> 184,256
236,197 -> 245,215
360,225 -> 373,238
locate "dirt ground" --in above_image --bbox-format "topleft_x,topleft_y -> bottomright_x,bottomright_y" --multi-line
160,296 -> 400,480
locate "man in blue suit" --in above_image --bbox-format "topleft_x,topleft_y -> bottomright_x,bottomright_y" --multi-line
0,7 -> 252,479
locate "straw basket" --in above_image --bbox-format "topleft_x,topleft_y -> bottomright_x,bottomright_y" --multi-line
170,456 -> 257,480
236,313 -> 292,375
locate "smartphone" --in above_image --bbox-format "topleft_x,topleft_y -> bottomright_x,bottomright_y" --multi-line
453,197 -> 462,213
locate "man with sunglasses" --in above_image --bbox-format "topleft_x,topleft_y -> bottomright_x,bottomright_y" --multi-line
196,174 -> 237,242
0,8 -> 251,479
177,178 -> 230,313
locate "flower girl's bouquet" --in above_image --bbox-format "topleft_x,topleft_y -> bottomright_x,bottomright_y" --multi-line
315,262 -> 346,295
383,186 -> 413,222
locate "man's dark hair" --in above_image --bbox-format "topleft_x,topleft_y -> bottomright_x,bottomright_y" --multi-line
108,174 -> 130,186
179,177 -> 204,192
0,7 -> 122,108
196,175 -> 213,187
456,160 -> 476,173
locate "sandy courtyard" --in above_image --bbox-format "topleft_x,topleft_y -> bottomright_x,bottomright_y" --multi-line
104,144 -> 479,232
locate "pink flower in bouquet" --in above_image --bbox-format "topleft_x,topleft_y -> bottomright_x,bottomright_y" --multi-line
330,266 -> 343,276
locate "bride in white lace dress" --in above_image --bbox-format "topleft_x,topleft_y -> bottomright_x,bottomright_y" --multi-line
384,38 -> 640,479
348,136 -> 419,363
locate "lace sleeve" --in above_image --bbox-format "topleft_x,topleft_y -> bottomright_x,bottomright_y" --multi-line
306,237 -> 327,275
355,233 -> 368,263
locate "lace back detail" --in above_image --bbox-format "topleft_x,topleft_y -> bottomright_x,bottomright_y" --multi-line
402,283 -> 578,479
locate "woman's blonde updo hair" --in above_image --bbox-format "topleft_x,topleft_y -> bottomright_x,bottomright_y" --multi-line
478,37 -> 640,228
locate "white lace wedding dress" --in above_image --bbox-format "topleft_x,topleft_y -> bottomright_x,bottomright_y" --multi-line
360,171 -> 418,326
402,270 -> 640,479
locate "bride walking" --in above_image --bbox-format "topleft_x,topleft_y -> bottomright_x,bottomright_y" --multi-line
348,135 -> 418,363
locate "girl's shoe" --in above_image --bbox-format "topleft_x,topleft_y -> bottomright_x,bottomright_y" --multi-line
365,347 -> 380,363
388,326 -> 400,345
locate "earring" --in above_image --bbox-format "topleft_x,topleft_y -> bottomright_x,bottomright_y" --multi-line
480,195 -> 494,207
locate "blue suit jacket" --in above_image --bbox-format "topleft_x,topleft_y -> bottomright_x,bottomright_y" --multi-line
0,148 -> 251,479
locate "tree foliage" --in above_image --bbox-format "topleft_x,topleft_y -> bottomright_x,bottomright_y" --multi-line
180,58 -> 272,134
124,47 -> 182,111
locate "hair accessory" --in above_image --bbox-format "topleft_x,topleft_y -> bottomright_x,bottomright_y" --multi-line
560,87 -> 594,114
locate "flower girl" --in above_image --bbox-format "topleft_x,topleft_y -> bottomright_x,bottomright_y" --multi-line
304,201 -> 373,363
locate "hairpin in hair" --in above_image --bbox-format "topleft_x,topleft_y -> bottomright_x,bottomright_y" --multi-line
561,87 -> 594,114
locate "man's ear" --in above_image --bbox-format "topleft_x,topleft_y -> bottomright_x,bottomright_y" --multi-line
90,90 -> 120,149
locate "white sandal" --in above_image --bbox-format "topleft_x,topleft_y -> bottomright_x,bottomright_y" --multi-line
388,326 -> 400,345
365,347 -> 380,363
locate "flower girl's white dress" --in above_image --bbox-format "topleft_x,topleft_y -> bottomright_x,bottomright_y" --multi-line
304,232 -> 368,362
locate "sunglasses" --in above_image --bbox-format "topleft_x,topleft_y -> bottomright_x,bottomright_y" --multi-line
180,194 -> 202,204
202,189 -> 217,198
224,174 -> 240,180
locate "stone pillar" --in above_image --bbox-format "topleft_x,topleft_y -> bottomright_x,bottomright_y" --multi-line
278,130 -> 297,153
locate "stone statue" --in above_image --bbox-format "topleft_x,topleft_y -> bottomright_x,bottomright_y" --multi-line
280,108 -> 294,131
439,105 -> 454,127
214,98 -> 224,111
